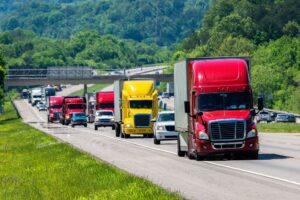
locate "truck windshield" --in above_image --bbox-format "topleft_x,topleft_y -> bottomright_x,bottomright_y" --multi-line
33,95 -> 42,98
74,113 -> 85,117
130,100 -> 152,109
68,104 -> 84,109
198,92 -> 250,111
98,103 -> 114,109
50,105 -> 62,109
158,113 -> 174,122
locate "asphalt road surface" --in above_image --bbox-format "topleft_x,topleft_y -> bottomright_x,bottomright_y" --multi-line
13,94 -> 300,200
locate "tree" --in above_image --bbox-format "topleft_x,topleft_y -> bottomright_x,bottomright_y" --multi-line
0,51 -> 6,112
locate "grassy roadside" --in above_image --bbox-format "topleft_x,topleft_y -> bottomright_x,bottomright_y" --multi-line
70,84 -> 109,96
0,101 -> 182,200
257,123 -> 300,133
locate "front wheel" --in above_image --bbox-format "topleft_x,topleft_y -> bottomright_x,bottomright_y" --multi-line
95,126 -> 98,130
248,152 -> 259,160
84,124 -> 87,127
154,138 -> 160,145
115,124 -> 120,137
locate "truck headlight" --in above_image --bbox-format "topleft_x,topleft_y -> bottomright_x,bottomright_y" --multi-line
247,129 -> 257,138
66,115 -> 70,119
198,131 -> 209,140
157,126 -> 165,131
125,124 -> 132,128
110,118 -> 115,122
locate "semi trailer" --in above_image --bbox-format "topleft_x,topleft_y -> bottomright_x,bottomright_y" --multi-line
175,57 -> 263,160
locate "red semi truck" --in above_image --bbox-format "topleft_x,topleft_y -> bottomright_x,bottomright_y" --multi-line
60,96 -> 86,125
96,91 -> 114,112
47,96 -> 64,123
175,57 -> 263,160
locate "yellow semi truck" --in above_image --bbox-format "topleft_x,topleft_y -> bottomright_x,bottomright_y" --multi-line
114,79 -> 158,138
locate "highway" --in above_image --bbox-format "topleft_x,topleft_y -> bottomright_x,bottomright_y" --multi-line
13,85 -> 300,200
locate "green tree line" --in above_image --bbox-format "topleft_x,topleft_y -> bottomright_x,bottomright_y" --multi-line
0,0 -> 209,46
0,49 -> 5,110
172,0 -> 300,113
0,29 -> 170,69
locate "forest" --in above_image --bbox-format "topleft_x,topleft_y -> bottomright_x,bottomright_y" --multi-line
0,0 -> 299,113
0,0 -> 209,46
171,0 -> 300,113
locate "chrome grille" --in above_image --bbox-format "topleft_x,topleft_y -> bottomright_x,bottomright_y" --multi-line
100,119 -> 111,123
165,125 -> 175,131
209,120 -> 246,142
134,114 -> 151,128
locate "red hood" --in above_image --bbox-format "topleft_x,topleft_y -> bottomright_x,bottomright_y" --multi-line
66,109 -> 84,115
202,110 -> 250,122
49,108 -> 62,113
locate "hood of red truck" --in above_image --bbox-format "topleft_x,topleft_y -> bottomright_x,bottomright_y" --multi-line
202,110 -> 250,122
66,109 -> 84,115
49,108 -> 62,113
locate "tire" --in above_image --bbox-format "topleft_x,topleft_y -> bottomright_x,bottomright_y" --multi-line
115,124 -> 120,137
177,137 -> 185,157
195,154 -> 204,161
84,124 -> 87,127
248,152 -> 259,160
95,126 -> 98,131
147,134 -> 153,138
71,124 -> 74,128
112,125 -> 115,130
187,151 -> 195,160
154,138 -> 160,145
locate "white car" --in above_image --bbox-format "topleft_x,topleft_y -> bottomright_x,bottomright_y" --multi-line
152,111 -> 178,145
94,110 -> 115,130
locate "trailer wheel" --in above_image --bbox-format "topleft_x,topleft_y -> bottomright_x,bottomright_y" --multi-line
112,125 -> 115,130
84,124 -> 87,127
177,137 -> 185,157
71,124 -> 74,128
95,126 -> 98,131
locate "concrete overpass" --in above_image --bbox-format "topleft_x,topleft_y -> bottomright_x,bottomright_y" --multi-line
5,66 -> 173,86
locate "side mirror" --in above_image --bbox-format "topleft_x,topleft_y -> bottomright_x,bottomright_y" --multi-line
258,97 -> 264,111
184,101 -> 190,114
151,118 -> 156,122
198,111 -> 203,116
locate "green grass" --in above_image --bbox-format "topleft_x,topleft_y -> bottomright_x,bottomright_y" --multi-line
0,101 -> 182,200
70,84 -> 109,96
258,123 -> 300,133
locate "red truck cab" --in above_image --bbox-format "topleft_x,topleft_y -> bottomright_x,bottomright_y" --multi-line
96,91 -> 114,112
175,57 -> 263,160
61,96 -> 86,125
48,96 -> 64,123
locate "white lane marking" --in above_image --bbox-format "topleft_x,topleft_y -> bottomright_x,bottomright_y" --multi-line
204,161 -> 300,186
28,100 -> 300,188
72,127 -> 300,187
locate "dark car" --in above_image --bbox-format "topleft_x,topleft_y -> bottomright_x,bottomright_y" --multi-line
256,111 -> 272,123
70,112 -> 87,127
275,114 -> 296,123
